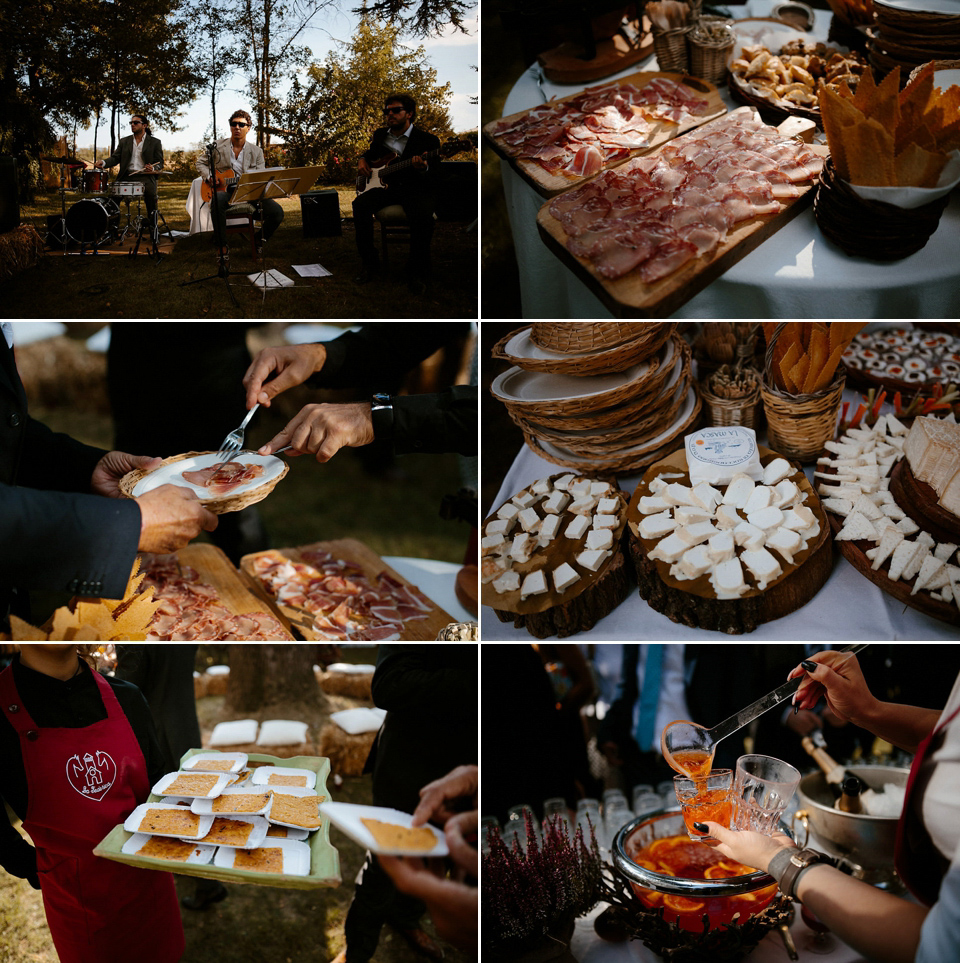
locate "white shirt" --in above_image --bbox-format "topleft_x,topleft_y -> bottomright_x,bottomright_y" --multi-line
1,322 -> 12,348
383,122 -> 413,158
914,670 -> 960,963
630,644 -> 691,753
131,133 -> 145,173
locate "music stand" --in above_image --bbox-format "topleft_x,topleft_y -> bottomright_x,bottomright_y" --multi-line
230,166 -> 323,294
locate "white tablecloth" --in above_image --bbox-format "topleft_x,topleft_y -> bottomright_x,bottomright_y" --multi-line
497,3 -> 960,319
571,901 -> 867,963
480,387 -> 959,641
383,556 -> 475,626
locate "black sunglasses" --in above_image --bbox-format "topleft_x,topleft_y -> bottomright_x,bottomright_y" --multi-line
383,106 -> 406,114
230,121 -> 249,128
130,121 -> 143,126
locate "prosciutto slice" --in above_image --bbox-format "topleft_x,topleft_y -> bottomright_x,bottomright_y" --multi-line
182,461 -> 264,496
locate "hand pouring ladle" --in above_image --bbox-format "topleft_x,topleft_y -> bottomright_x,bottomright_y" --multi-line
661,644 -> 870,777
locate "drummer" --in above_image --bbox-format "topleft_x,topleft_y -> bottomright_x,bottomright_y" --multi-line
95,114 -> 164,218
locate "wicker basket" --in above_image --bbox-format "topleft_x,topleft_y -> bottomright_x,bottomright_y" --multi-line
814,156 -> 950,261
653,24 -> 694,72
761,326 -> 845,463
687,18 -> 736,85
529,322 -> 663,354
700,369 -> 762,429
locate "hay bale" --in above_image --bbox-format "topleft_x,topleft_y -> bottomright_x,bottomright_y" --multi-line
318,669 -> 373,700
193,673 -> 208,700
204,666 -> 230,697
13,334 -> 109,413
317,723 -> 375,776
0,226 -> 44,280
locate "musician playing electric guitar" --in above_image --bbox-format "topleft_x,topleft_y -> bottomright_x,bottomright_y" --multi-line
353,93 -> 441,294
196,109 -> 284,258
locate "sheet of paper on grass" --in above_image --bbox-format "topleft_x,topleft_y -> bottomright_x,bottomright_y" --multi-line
247,268 -> 294,288
292,263 -> 333,277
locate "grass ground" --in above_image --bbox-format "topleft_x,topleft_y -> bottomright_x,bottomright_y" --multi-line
11,183 -> 478,320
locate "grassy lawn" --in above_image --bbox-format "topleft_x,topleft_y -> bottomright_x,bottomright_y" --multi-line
10,183 -> 477,320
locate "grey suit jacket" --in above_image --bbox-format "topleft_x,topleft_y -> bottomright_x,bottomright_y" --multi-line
102,133 -> 164,179
196,138 -> 266,179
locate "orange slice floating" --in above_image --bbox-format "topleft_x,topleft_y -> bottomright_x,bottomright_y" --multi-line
663,894 -> 707,914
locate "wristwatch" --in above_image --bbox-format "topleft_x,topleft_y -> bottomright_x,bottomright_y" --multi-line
370,392 -> 394,442
778,848 -> 826,900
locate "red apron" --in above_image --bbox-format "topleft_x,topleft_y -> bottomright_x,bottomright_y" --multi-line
0,663 -> 184,963
893,704 -> 960,907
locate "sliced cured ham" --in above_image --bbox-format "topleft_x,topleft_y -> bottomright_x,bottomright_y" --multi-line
551,110 -> 821,283
182,461 -> 264,496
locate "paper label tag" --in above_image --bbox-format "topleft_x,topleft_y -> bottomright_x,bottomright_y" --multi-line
685,427 -> 763,485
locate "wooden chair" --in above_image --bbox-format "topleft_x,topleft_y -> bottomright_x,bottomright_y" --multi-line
224,202 -> 259,257
373,204 -> 411,269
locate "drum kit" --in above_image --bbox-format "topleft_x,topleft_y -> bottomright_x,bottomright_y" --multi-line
45,154 -> 170,256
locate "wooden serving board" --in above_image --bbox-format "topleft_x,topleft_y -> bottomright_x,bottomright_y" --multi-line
536,107 -> 826,318
162,544 -> 297,639
238,539 -> 454,642
94,751 -> 340,890
821,459 -> 960,627
483,70 -> 726,198
626,446 -> 833,634
538,18 -> 655,84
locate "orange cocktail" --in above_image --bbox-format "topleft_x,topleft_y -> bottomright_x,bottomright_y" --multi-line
671,749 -> 714,781
674,770 -> 734,840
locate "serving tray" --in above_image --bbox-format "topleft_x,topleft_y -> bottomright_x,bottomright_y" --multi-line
483,70 -> 726,197
536,107 -> 824,318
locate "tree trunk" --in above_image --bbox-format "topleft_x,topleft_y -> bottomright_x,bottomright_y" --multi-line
226,645 -> 325,711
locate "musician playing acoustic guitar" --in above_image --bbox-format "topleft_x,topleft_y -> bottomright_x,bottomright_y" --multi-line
196,109 -> 284,257
353,93 -> 441,295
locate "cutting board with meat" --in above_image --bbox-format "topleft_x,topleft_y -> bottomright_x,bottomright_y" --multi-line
535,107 -> 827,318
140,544 -> 297,640
239,539 -> 455,642
483,72 -> 726,197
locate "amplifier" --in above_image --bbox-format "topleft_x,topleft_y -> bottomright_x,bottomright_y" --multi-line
300,189 -> 342,237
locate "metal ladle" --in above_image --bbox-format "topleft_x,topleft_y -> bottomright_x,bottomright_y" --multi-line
661,644 -> 871,776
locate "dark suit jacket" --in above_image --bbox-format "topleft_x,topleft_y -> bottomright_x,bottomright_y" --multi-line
361,125 -> 441,193
0,339 -> 141,618
102,133 -> 164,180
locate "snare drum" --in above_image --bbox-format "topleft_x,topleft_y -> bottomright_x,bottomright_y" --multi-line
81,169 -> 109,193
65,197 -> 120,244
111,180 -> 144,197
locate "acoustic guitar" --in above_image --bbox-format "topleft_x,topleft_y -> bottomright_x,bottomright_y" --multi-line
355,138 -> 474,194
200,169 -> 240,203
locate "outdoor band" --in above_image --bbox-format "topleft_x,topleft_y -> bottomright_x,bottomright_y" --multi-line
88,94 -> 442,289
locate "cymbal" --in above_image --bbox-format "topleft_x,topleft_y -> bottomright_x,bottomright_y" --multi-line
43,155 -> 85,166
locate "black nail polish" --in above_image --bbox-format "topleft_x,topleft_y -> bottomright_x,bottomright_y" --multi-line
801,660 -> 817,672
794,705 -> 800,715
693,822 -> 709,833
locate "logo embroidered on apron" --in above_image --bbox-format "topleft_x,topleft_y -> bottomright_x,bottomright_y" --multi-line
65,750 -> 117,801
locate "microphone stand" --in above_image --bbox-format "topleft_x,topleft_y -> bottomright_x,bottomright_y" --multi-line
180,142 -> 246,307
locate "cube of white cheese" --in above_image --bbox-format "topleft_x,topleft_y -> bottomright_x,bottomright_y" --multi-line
747,506 -> 784,531
592,514 -> 618,531
590,481 -> 612,497
542,491 -> 570,515
649,532 -> 688,564
783,505 -> 817,533
675,520 -> 717,546
639,494 -> 670,514
734,521 -> 767,552
772,479 -> 800,509
765,527 -> 803,565
569,479 -> 592,498
509,533 -> 534,563
597,496 -> 620,515
672,543 -> 713,580
565,514 -> 591,540
743,485 -> 774,516
585,528 -> 614,552
485,517 -> 513,538
531,478 -> 553,496
741,547 -> 783,589
714,503 -> 742,530
520,569 -> 548,599
481,533 -> 506,555
663,482 -> 697,507
569,495 -> 598,516
517,507 -> 541,533
553,474 -> 577,491
690,482 -> 722,513
676,506 -> 714,526
492,570 -> 521,594
577,549 -> 610,573
512,491 -> 537,510
707,530 -> 735,563
762,458 -> 793,487
553,562 -> 581,594
497,502 -> 520,522
638,511 -> 677,540
723,474 -> 756,510
711,557 -> 747,598
538,513 -> 562,544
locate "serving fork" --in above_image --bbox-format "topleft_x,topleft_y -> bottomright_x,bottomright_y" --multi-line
214,404 -> 259,462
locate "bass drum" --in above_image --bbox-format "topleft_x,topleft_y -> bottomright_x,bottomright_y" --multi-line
65,197 -> 120,245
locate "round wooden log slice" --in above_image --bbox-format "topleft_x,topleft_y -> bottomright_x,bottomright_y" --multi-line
627,528 -> 832,634
889,458 -> 960,544
491,544 -> 633,639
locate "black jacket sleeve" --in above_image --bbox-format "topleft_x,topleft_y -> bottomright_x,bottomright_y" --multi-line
392,386 -> 477,456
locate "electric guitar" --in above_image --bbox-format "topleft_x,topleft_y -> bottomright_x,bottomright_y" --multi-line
200,169 -> 240,203
355,137 -> 473,194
